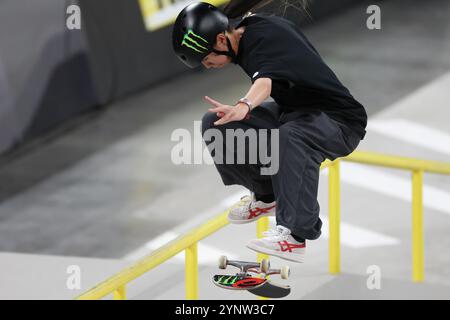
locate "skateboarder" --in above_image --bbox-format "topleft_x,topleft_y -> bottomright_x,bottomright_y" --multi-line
172,1 -> 367,263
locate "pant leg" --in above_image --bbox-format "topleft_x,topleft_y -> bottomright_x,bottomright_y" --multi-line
273,110 -> 363,240
201,101 -> 281,195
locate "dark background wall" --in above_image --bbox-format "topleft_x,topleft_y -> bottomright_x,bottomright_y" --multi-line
0,0 -> 96,153
78,0 -> 188,105
0,0 -> 360,155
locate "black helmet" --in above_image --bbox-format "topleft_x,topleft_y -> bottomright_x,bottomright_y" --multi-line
172,2 -> 230,68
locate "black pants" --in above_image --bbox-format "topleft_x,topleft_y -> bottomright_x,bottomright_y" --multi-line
201,101 -> 363,240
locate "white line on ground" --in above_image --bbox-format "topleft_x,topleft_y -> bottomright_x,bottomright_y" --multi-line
123,230 -> 238,263
368,118 -> 450,156
268,217 -> 399,248
123,190 -> 248,261
320,217 -> 400,248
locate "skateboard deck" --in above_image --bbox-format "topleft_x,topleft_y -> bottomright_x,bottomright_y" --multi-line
248,281 -> 291,298
213,275 -> 266,290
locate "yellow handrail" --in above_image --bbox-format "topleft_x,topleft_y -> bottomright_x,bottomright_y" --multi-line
76,150 -> 450,299
345,151 -> 450,174
327,151 -> 450,282
77,211 -> 229,300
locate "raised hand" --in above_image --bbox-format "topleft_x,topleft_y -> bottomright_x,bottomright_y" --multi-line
204,96 -> 249,125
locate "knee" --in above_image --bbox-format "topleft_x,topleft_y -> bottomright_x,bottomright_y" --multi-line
201,111 -> 220,135
278,125 -> 296,143
278,125 -> 309,155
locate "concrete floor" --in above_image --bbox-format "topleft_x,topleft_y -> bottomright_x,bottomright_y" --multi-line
0,0 -> 450,299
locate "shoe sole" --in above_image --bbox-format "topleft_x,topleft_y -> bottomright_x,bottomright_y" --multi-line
246,243 -> 305,263
227,211 -> 275,224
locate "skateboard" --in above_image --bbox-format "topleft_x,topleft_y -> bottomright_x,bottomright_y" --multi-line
213,256 -> 291,298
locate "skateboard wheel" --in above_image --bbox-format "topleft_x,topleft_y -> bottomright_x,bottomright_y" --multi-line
218,256 -> 228,269
280,266 -> 290,279
260,259 -> 270,273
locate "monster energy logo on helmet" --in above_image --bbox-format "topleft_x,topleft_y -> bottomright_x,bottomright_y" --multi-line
181,29 -> 209,54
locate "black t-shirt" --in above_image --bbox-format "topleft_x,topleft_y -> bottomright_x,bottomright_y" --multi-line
235,14 -> 367,139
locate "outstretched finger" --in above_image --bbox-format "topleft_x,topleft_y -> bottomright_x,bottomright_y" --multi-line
204,96 -> 221,107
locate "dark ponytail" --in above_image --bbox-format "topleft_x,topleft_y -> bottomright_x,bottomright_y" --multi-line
223,0 -> 310,19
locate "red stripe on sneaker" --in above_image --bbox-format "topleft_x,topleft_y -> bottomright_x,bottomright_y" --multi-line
248,205 -> 276,219
278,241 -> 306,252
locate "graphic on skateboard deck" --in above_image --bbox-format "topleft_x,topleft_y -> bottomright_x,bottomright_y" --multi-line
213,275 -> 266,289
213,256 -> 291,298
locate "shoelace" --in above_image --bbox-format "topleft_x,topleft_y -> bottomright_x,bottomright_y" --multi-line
262,227 -> 290,241
234,193 -> 257,218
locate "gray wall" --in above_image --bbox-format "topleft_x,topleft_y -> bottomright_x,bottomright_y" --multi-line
0,0 -> 96,153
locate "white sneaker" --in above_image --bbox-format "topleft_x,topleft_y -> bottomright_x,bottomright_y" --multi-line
228,193 -> 276,224
246,226 -> 306,263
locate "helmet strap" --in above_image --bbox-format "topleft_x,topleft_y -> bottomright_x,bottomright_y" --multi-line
212,35 -> 237,64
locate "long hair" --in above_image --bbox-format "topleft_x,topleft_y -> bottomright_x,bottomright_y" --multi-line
223,0 -> 310,19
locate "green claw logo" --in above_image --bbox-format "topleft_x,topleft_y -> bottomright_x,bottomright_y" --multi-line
218,275 -> 238,285
181,29 -> 209,54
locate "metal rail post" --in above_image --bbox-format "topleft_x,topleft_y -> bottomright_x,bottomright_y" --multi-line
329,160 -> 341,274
185,243 -> 199,299
412,170 -> 425,282
257,217 -> 270,262
113,286 -> 126,300
257,216 -> 270,300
